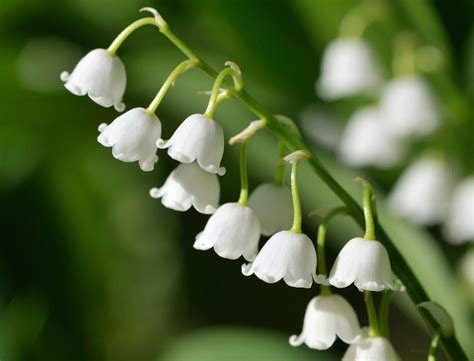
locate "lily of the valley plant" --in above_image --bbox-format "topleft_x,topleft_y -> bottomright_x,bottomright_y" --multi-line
61,6 -> 468,361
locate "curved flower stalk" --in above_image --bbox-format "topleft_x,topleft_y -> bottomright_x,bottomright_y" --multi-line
290,294 -> 362,349
342,336 -> 400,361
248,183 -> 293,236
97,107 -> 161,171
157,113 -> 225,175
61,49 -> 126,111
338,106 -> 405,168
316,38 -> 383,100
150,162 -> 219,214
380,76 -> 440,138
443,177 -> 474,244
389,156 -> 454,226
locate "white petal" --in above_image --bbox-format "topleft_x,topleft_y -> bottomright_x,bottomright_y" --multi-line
194,203 -> 261,261
248,183 -> 293,236
61,48 -> 126,110
317,38 -> 383,100
97,107 -> 161,171
342,337 -> 400,361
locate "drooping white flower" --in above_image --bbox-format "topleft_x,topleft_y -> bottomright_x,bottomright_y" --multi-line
242,230 -> 317,288
194,203 -> 261,261
248,183 -> 293,236
60,48 -> 126,111
289,294 -> 362,350
316,38 -> 383,100
338,106 -> 404,168
444,177 -> 474,244
342,336 -> 400,361
157,114 -> 225,175
389,157 -> 454,226
380,76 -> 440,137
150,162 -> 219,214
328,237 -> 402,292
97,107 -> 161,171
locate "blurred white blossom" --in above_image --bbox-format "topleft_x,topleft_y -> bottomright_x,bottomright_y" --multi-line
342,336 -> 399,361
444,177 -> 474,244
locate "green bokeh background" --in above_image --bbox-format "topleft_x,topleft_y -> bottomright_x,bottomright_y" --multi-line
0,0 -> 472,360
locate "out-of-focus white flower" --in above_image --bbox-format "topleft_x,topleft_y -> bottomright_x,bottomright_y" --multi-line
150,162 -> 219,214
389,157 -> 454,226
316,38 -> 383,100
338,106 -> 404,168
328,237 -> 402,292
380,76 -> 440,137
60,48 -> 126,111
248,183 -> 293,236
97,107 -> 161,171
157,114 -> 225,175
342,336 -> 399,361
242,230 -> 317,288
444,177 -> 474,244
194,203 -> 260,261
289,294 -> 362,350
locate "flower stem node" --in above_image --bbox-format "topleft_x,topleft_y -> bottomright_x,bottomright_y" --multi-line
342,336 -> 400,361
139,7 -> 167,29
229,119 -> 266,145
61,49 -> 126,111
157,114 -> 225,175
194,203 -> 261,261
283,150 -> 310,164
97,107 -> 161,171
248,183 -> 293,236
150,162 -> 220,214
241,230 -> 318,289
328,237 -> 404,292
290,294 -> 362,350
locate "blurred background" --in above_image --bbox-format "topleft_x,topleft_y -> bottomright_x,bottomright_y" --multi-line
0,0 -> 473,360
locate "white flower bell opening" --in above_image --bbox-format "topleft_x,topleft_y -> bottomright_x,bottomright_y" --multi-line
194,203 -> 261,261
150,162 -> 219,214
444,177 -> 474,244
342,336 -> 399,361
97,107 -> 161,171
157,114 -> 225,175
60,48 -> 126,111
289,294 -> 362,350
316,38 -> 383,100
389,157 -> 454,226
248,183 -> 293,236
242,230 -> 317,288
380,76 -> 440,138
338,106 -> 404,168
328,237 -> 402,292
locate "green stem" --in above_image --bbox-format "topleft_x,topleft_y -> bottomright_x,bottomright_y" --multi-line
429,332 -> 441,361
378,291 -> 392,338
365,291 -> 381,337
362,182 -> 376,240
153,19 -> 468,361
317,207 -> 350,295
290,161 -> 302,233
107,17 -> 158,55
204,68 -> 234,118
237,141 -> 249,206
274,141 -> 286,186
146,59 -> 197,114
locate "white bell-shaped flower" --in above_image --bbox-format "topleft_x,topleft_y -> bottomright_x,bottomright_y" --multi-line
97,107 -> 161,171
389,157 -> 454,226
328,237 -> 402,292
157,114 -> 225,175
60,48 -> 126,111
317,38 -> 383,100
338,106 -> 404,168
289,294 -> 362,350
194,203 -> 261,261
444,177 -> 474,244
242,230 -> 317,288
248,183 -> 293,236
342,336 -> 400,361
380,76 -> 440,137
150,162 -> 219,214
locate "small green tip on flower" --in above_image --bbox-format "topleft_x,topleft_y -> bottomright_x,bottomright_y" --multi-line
283,150 -> 310,164
229,119 -> 266,145
224,61 -> 243,90
353,176 -> 371,186
140,7 -> 167,28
